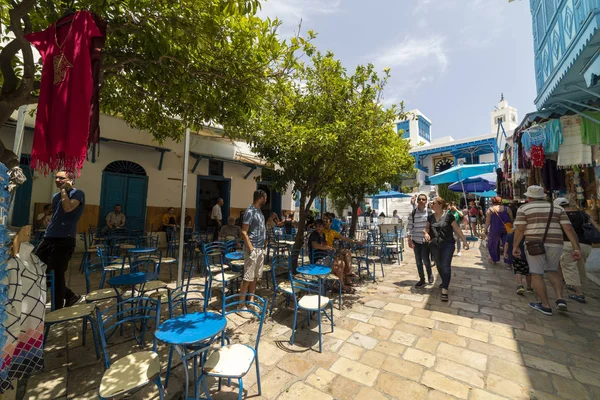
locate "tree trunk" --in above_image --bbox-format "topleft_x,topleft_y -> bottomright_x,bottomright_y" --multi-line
291,190 -> 315,272
349,202 -> 359,239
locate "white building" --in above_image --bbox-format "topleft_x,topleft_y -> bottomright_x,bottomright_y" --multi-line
395,109 -> 432,147
3,111 -> 296,239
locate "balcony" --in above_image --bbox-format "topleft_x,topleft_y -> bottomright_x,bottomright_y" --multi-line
530,0 -> 600,109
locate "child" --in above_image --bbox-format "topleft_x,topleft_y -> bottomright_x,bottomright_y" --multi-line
503,231 -> 533,295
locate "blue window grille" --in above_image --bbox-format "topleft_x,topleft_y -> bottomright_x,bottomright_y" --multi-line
397,121 -> 410,139
418,117 -> 431,141
372,199 -> 379,210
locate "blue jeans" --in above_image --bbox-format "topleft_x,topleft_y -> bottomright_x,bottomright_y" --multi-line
413,242 -> 433,281
430,241 -> 455,289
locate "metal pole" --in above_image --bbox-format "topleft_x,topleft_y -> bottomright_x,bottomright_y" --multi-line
177,128 -> 191,286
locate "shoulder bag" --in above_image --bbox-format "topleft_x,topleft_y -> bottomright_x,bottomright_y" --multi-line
582,212 -> 600,244
493,208 -> 513,233
525,203 -> 553,256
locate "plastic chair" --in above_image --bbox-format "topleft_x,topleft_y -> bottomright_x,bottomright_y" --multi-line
44,303 -> 100,359
96,297 -> 164,399
195,294 -> 268,400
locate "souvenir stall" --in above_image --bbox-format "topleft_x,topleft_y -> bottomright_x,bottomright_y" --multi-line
499,110 -> 600,224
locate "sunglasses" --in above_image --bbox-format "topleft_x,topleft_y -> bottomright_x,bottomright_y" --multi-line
54,176 -> 68,180
418,198 -> 427,202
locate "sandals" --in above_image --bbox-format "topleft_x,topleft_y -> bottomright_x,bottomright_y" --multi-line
568,294 -> 586,303
441,292 -> 449,302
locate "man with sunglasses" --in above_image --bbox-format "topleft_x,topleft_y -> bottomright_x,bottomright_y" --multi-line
35,171 -> 85,309
407,193 -> 434,287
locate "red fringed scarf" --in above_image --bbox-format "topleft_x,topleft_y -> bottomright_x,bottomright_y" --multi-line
25,11 -> 103,175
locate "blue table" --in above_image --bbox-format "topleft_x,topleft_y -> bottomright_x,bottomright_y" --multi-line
297,264 -> 331,276
108,271 -> 158,299
128,247 -> 158,254
224,251 -> 244,261
155,312 -> 227,398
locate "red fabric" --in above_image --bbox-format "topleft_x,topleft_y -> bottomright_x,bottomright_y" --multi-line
88,13 -> 107,149
25,11 -> 102,175
531,144 -> 545,168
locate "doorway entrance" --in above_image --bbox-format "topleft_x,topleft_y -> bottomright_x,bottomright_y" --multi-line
196,176 -> 230,230
12,155 -> 33,227
256,183 -> 282,220
99,161 -> 148,233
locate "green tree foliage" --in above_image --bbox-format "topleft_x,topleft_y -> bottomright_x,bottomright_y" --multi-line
328,65 -> 415,237
0,0 -> 298,141
437,183 -> 462,204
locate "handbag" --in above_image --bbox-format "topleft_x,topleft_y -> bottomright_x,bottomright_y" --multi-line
493,209 -> 513,233
525,203 -> 553,256
582,212 -> 600,244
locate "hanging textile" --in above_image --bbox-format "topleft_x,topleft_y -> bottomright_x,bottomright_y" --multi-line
541,159 -> 565,192
521,127 -> 547,154
558,116 -> 593,168
88,13 -> 107,150
25,11 -> 102,175
544,119 -> 563,153
530,144 -> 545,168
581,111 -> 600,145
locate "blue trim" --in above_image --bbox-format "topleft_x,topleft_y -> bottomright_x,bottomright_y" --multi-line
191,157 -> 201,173
158,150 -> 166,171
416,164 -> 429,173
410,138 -> 497,157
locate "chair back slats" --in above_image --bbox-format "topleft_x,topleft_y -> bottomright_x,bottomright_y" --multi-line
222,294 -> 267,349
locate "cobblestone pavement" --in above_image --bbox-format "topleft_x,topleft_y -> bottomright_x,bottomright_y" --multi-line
26,241 -> 600,400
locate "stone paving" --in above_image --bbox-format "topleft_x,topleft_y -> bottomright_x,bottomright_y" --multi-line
24,241 -> 600,400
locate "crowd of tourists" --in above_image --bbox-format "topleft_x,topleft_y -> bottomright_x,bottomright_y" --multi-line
407,185 -> 600,315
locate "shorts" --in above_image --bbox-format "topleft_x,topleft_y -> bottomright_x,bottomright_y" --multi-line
469,217 -> 478,223
512,259 -> 530,276
243,247 -> 265,281
525,244 -> 562,275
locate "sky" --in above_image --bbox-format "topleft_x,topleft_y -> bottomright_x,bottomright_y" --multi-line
259,0 -> 537,140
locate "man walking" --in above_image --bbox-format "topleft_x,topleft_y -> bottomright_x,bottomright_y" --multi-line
513,186 -> 581,315
210,198 -> 224,241
240,190 -> 267,310
35,171 -> 85,309
407,193 -> 434,287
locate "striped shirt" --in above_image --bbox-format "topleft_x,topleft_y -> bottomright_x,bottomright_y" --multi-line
514,200 -> 571,248
407,207 -> 430,244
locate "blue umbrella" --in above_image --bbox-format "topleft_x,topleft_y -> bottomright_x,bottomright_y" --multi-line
429,163 -> 496,185
472,190 -> 497,198
448,177 -> 496,193
367,191 -> 411,215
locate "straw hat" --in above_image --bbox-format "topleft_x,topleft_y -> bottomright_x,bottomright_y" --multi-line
523,185 -> 546,199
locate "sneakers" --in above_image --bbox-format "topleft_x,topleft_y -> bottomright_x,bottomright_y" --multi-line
414,279 -> 427,288
526,287 -> 534,294
555,299 -> 568,311
529,302 -> 552,316
456,252 -> 462,257
516,285 -> 525,295
64,294 -> 82,308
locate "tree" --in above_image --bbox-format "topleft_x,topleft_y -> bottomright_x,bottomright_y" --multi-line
0,0 -> 299,143
233,48 -> 357,256
328,65 -> 414,238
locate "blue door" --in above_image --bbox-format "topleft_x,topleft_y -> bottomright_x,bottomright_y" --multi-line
100,172 -> 148,233
271,190 -> 282,217
12,163 -> 33,227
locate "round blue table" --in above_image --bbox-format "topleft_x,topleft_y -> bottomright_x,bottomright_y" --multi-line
297,264 -> 331,276
108,272 -> 158,299
127,247 -> 158,254
155,312 -> 227,398
224,251 -> 244,261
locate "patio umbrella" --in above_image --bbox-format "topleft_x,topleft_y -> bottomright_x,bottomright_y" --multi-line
448,177 -> 496,193
472,190 -> 497,198
429,163 -> 496,240
367,190 -> 411,216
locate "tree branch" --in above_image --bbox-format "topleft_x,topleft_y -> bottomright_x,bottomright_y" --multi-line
0,39 -> 22,95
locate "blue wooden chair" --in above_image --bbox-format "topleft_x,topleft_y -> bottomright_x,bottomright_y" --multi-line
310,248 -> 343,310
83,248 -> 126,303
195,294 -> 268,400
268,255 -> 302,316
96,297 -> 164,399
46,270 -> 55,311
203,242 -> 241,301
289,265 -> 334,353
44,303 -> 100,359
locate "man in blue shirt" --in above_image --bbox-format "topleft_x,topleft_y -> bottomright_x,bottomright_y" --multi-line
240,190 -> 267,311
35,171 -> 85,309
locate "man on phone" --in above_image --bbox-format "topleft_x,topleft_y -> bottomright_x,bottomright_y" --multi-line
35,171 -> 85,309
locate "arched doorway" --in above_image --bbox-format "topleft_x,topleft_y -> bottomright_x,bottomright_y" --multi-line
100,161 -> 148,233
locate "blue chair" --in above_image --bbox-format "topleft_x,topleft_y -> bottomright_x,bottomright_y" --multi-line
268,255 -> 302,316
310,248 -> 342,310
289,266 -> 334,353
195,294 -> 268,400
83,248 -> 126,303
96,297 -> 164,399
354,242 -> 382,282
203,242 -> 241,301
44,303 -> 100,359
131,252 -> 169,296
46,270 -> 55,311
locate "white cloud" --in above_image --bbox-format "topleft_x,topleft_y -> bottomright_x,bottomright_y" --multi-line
374,35 -> 448,73
259,0 -> 342,21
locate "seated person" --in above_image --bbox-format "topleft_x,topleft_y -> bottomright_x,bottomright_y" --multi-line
308,219 -> 354,293
220,216 -> 243,239
323,216 -> 363,289
36,204 -> 52,230
266,212 -> 281,231
103,204 -> 126,234
162,207 -> 177,231
283,213 -> 296,235
235,211 -> 244,227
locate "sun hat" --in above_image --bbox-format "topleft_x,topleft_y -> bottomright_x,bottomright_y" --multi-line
553,197 -> 569,207
523,185 -> 546,199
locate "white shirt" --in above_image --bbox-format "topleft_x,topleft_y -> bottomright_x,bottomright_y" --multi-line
211,204 -> 222,221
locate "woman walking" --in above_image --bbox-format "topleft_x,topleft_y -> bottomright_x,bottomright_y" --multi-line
424,197 -> 469,301
484,196 -> 513,264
